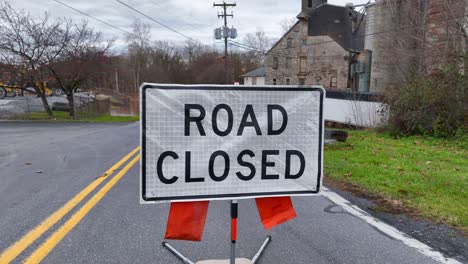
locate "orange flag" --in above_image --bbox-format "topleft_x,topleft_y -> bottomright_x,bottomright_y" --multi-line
164,201 -> 209,241
255,197 -> 297,229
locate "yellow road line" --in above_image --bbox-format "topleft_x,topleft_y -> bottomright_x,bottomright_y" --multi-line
0,146 -> 140,264
23,154 -> 141,264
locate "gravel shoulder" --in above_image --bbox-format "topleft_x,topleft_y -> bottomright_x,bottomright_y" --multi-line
326,177 -> 468,263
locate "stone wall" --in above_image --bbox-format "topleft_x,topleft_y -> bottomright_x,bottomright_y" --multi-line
424,0 -> 467,70
265,20 -> 349,89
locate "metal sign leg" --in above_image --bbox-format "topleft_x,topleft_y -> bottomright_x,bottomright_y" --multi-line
251,236 -> 272,264
230,200 -> 238,264
162,200 -> 272,264
162,241 -> 195,264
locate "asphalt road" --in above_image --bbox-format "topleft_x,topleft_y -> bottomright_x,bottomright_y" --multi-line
0,122 -> 456,264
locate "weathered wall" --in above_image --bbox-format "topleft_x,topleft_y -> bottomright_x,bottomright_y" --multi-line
365,0 -> 468,92
424,0 -> 467,70
365,2 -> 396,93
265,20 -> 348,89
365,0 -> 424,93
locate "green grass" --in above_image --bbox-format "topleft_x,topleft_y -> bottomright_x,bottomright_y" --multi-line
325,130 -> 468,231
79,115 -> 139,122
13,111 -> 139,122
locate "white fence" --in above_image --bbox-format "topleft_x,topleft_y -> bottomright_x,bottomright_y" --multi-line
324,97 -> 387,127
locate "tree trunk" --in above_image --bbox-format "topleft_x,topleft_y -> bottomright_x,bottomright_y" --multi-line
32,79 -> 53,118
38,92 -> 53,118
464,36 -> 468,75
67,94 -> 75,119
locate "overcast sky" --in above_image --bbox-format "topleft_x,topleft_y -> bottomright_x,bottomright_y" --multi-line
7,0 -> 370,51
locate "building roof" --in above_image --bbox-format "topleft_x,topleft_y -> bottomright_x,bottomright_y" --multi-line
266,21 -> 300,55
240,67 -> 266,77
307,4 -> 364,52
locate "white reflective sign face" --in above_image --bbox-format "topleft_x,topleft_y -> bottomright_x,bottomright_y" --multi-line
141,84 -> 324,203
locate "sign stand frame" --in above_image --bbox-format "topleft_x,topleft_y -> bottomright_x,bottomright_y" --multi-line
162,200 -> 272,264
143,84 -> 325,263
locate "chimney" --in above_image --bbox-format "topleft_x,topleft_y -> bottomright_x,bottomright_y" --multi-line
298,0 -> 327,19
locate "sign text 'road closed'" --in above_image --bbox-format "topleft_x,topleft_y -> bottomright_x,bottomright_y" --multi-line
141,84 -> 324,203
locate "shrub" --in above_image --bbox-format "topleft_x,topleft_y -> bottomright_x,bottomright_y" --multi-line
385,65 -> 467,137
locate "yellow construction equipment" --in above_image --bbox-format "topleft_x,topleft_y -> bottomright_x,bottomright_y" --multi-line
0,81 -> 63,99
0,81 -> 22,99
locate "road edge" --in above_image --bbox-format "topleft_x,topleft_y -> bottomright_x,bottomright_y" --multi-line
322,187 -> 462,264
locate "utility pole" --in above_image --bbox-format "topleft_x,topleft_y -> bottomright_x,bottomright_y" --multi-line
213,2 -> 237,84
114,68 -> 119,94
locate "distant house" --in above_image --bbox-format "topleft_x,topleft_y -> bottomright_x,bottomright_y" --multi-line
240,67 -> 265,85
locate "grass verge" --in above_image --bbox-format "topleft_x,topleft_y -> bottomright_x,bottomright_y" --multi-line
324,130 -> 467,232
12,111 -> 139,122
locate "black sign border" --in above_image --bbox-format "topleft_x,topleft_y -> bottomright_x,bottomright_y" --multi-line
141,84 -> 324,202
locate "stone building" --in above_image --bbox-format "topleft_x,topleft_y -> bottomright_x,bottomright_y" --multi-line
264,0 -> 349,89
266,0 -> 468,93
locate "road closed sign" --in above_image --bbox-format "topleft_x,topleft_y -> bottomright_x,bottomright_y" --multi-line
140,84 -> 324,203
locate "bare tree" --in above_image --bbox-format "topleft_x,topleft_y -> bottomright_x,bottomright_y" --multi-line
183,41 -> 206,68
374,0 -> 468,85
0,2 -> 112,118
424,0 -> 468,72
126,19 -> 151,90
0,2 -> 59,117
279,18 -> 297,33
45,21 -> 112,118
243,28 -> 272,65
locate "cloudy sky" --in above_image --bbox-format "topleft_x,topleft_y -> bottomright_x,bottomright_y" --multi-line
7,0 -> 370,51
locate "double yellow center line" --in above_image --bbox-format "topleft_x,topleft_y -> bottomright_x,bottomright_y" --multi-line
0,146 -> 140,264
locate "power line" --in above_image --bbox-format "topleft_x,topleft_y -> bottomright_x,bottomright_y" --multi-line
115,0 -> 211,49
149,0 -> 215,33
228,40 -> 261,52
52,0 -> 138,38
53,0 -> 466,62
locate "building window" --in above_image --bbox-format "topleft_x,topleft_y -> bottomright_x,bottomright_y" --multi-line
308,0 -> 312,8
299,78 -> 305,85
287,38 -> 293,48
252,77 -> 257,85
330,76 -> 337,88
285,78 -> 291,85
273,57 -> 278,69
300,57 -> 307,73
315,77 -> 322,85
285,57 -> 291,69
